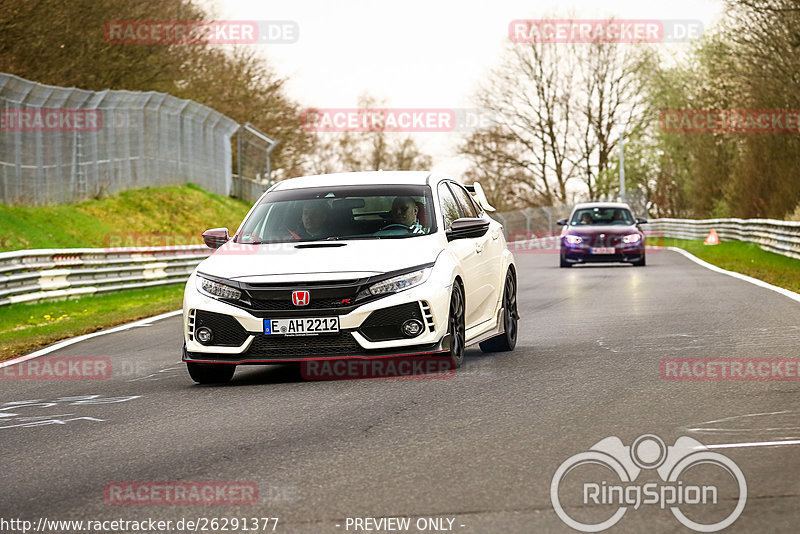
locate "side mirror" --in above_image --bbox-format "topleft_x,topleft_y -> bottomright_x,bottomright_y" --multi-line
202,227 -> 230,249
446,218 -> 490,241
556,218 -> 568,226
636,217 -> 648,225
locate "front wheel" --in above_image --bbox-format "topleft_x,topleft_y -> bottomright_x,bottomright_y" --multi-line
631,255 -> 646,267
187,362 -> 236,384
480,270 -> 518,353
447,283 -> 466,369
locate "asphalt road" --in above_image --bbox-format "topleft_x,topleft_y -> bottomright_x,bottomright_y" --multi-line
2,249 -> 799,534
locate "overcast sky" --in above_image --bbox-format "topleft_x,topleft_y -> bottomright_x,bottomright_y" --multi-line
209,0 -> 726,176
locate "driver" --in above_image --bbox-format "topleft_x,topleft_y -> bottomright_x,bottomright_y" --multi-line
385,196 -> 424,234
289,200 -> 331,240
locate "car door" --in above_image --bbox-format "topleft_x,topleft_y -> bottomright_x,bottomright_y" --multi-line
438,182 -> 482,329
447,182 -> 502,327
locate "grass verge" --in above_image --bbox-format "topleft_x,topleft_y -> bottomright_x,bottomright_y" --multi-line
0,283 -> 184,362
652,237 -> 800,294
0,183 -> 252,252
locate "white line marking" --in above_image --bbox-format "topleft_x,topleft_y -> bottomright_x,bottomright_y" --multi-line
696,440 -> 800,450
666,246 -> 800,304
0,310 -> 181,369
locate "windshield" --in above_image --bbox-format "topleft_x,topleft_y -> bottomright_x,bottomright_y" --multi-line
235,184 -> 437,244
570,207 -> 634,226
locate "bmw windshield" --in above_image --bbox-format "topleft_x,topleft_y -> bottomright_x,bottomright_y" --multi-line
235,185 -> 437,244
570,207 -> 634,226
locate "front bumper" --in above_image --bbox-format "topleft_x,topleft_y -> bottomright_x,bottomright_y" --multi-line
561,243 -> 645,264
183,336 -> 450,365
182,270 -> 453,364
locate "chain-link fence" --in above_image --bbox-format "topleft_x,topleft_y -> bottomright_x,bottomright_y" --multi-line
494,192 -> 650,242
0,73 -> 240,205
494,205 -> 573,242
231,123 -> 280,204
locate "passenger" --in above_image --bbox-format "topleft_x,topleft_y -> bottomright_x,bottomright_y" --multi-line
384,196 -> 424,234
580,213 -> 593,225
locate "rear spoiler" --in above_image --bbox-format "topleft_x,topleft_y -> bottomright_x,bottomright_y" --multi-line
464,182 -> 496,212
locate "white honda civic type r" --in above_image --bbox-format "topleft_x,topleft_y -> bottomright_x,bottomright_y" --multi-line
182,171 -> 518,384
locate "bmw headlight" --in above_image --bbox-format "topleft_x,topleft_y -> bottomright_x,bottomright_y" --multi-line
564,235 -> 583,245
368,268 -> 431,296
197,275 -> 241,300
622,233 -> 642,244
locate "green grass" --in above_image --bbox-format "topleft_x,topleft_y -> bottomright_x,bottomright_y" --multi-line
0,183 -> 253,360
654,237 -> 800,294
0,183 -> 252,251
0,283 -> 185,361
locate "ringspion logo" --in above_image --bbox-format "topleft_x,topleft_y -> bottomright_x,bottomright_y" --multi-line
551,434 -> 746,532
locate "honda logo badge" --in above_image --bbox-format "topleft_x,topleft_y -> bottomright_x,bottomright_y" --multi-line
292,290 -> 310,306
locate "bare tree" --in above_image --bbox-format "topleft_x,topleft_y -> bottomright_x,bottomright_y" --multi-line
461,23 -> 654,206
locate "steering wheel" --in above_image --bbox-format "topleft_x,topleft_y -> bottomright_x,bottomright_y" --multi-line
380,224 -> 412,231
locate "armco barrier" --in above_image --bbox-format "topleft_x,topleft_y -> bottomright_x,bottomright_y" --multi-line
644,218 -> 800,260
0,245 -> 210,306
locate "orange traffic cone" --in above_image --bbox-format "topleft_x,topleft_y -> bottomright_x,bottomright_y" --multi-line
704,229 -> 720,245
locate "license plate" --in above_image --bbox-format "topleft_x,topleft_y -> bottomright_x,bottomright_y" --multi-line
590,247 -> 615,254
264,317 -> 340,336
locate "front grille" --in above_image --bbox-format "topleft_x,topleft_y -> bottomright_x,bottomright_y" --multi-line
249,297 -> 352,310
194,310 -> 249,347
359,302 -> 424,342
243,331 -> 362,359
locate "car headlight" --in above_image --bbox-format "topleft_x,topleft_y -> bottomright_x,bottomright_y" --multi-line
368,268 -> 431,296
622,233 -> 642,244
564,235 -> 583,245
197,275 -> 241,300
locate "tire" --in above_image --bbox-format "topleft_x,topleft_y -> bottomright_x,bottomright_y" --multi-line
560,254 -> 572,268
447,282 -> 466,369
480,269 -> 518,353
187,362 -> 236,384
631,255 -> 646,267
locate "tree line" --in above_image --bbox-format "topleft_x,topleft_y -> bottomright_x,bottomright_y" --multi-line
461,0 -> 800,218
2,0 -> 798,218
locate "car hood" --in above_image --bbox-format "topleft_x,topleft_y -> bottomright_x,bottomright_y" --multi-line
563,224 -> 640,236
196,236 -> 443,282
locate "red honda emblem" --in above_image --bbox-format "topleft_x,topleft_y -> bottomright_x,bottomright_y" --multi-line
292,290 -> 310,306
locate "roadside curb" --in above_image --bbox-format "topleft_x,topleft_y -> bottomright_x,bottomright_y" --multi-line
665,246 -> 800,304
0,309 -> 182,369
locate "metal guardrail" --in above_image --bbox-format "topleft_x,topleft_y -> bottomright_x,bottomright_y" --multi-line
0,245 -> 210,306
643,218 -> 800,260
2,217 -> 796,307
495,207 -> 800,261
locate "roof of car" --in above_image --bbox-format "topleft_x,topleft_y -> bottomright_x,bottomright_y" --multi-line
572,202 -> 633,210
271,171 -> 435,190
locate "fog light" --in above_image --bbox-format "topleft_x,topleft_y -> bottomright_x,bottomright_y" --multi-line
196,327 -> 213,344
402,319 -> 424,338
